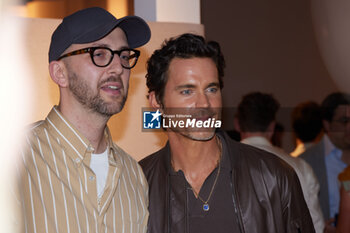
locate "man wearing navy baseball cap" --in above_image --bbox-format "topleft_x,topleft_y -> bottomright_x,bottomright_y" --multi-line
19,7 -> 151,233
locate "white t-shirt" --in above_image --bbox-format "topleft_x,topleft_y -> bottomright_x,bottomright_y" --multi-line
90,149 -> 109,197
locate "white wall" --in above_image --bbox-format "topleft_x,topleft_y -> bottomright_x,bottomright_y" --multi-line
134,0 -> 200,24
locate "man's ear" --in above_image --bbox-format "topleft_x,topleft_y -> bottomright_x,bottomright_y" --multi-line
267,121 -> 276,133
149,91 -> 161,109
49,61 -> 68,88
266,121 -> 276,140
323,120 -> 330,133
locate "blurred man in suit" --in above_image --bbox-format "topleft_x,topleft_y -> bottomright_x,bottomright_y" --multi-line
300,92 -> 350,232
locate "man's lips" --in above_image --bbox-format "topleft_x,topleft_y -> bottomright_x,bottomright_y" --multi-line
100,82 -> 123,95
192,111 -> 217,121
194,116 -> 211,121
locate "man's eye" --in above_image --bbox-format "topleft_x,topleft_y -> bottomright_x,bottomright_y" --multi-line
337,117 -> 350,124
120,55 -> 130,61
93,48 -> 110,58
120,51 -> 131,61
93,51 -> 107,58
180,89 -> 192,95
207,87 -> 218,93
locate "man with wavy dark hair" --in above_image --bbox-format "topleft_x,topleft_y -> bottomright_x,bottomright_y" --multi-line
140,33 -> 314,233
301,92 -> 350,232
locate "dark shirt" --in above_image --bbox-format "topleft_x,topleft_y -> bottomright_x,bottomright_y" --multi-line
169,136 -> 240,233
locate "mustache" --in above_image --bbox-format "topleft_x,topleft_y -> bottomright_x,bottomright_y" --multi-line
191,108 -> 217,119
98,76 -> 123,88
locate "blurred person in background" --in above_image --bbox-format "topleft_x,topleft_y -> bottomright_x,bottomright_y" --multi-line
300,92 -> 350,233
1,1 -> 33,232
235,92 -> 324,233
291,101 -> 323,157
337,165 -> 350,233
271,122 -> 285,148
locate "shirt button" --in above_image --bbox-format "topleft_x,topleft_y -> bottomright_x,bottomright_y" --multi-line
89,176 -> 95,181
75,158 -> 81,163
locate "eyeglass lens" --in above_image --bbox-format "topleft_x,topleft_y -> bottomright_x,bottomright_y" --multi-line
92,48 -> 137,68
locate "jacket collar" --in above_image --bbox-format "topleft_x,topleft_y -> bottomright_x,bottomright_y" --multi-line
241,136 -> 272,148
162,130 -> 235,174
323,134 -> 341,157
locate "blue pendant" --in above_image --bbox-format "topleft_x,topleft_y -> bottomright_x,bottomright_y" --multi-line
203,203 -> 209,211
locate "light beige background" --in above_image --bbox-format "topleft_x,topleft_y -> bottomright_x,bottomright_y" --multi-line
23,17 -> 204,161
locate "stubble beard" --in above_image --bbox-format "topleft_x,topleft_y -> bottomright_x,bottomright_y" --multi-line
166,107 -> 219,141
179,129 -> 216,141
68,72 -> 127,117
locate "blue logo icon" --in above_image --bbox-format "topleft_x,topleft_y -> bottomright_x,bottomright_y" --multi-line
143,110 -> 162,129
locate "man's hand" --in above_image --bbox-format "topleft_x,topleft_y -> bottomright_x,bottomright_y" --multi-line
323,218 -> 337,233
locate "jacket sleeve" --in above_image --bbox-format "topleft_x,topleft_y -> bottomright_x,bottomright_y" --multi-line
280,166 -> 316,233
298,159 -> 324,233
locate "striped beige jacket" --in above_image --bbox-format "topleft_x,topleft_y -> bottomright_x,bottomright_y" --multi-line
18,107 -> 148,233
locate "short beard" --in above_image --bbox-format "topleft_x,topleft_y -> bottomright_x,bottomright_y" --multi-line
171,128 -> 216,141
164,107 -> 219,141
68,72 -> 127,117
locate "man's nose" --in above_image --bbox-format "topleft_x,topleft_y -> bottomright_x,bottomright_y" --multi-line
107,55 -> 124,75
196,92 -> 210,108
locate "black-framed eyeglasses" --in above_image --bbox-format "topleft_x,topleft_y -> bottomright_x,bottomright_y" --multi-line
333,117 -> 350,125
57,47 -> 140,69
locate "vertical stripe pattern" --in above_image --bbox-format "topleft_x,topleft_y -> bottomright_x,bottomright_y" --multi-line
18,107 -> 149,233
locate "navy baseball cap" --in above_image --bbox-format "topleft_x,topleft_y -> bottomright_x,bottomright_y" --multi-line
49,7 -> 151,62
